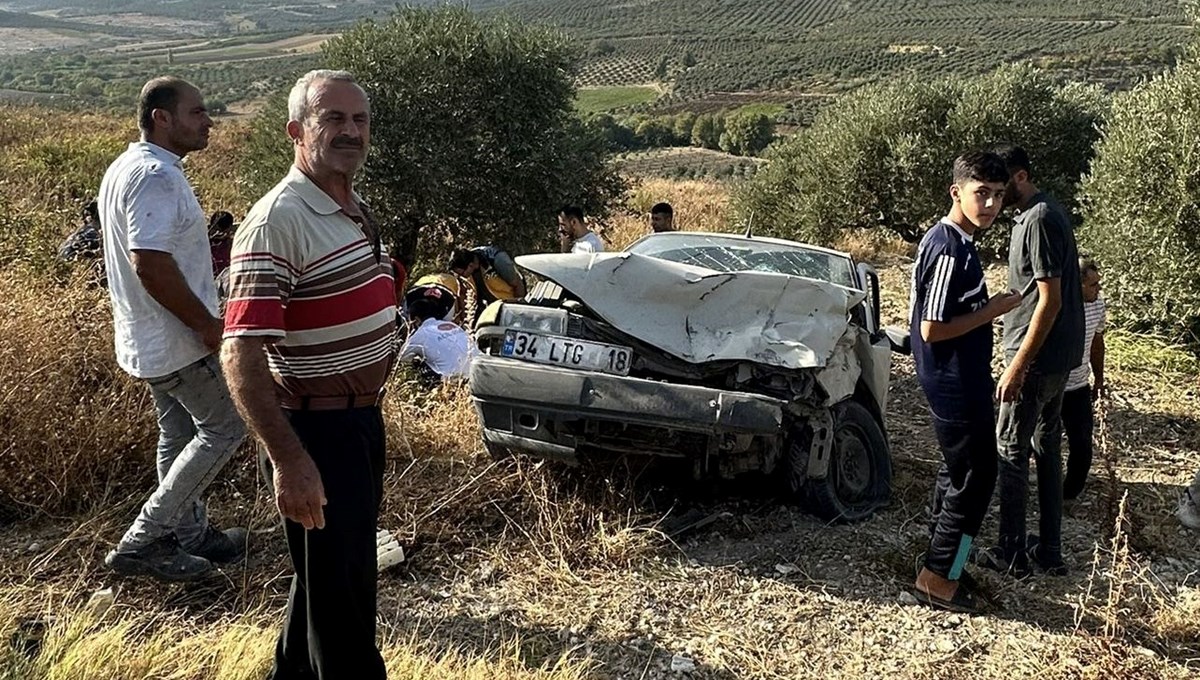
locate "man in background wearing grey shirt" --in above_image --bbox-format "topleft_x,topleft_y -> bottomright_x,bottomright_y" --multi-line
978,145 -> 1083,578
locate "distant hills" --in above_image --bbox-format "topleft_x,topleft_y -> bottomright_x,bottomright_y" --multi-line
0,0 -> 1191,120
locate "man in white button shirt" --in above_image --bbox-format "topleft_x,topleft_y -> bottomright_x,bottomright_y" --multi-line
98,77 -> 247,582
557,204 -> 604,254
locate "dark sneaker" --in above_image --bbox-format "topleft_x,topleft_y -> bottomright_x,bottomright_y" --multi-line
1026,534 -> 1069,576
105,535 -> 213,582
183,526 -> 248,564
971,544 -> 1032,579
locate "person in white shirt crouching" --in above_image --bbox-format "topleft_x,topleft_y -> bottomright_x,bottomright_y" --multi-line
399,294 -> 476,384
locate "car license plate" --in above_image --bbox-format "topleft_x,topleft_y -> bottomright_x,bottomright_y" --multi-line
501,330 -> 632,376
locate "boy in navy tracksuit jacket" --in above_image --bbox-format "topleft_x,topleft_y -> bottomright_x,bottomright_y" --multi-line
909,151 -> 1022,613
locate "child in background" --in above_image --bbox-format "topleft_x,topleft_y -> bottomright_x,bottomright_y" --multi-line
1062,258 -> 1106,501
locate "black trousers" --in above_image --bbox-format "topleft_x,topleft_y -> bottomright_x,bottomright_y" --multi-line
269,406 -> 387,680
996,370 -> 1068,557
1061,385 -> 1093,501
925,411 -> 998,580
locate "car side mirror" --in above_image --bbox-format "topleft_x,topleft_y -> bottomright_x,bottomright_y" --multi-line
856,262 -> 881,336
884,326 -> 911,355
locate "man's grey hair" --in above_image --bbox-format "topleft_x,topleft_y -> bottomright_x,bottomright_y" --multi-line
287,69 -> 363,123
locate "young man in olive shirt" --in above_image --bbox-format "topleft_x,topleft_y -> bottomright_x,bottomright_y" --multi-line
982,145 -> 1084,578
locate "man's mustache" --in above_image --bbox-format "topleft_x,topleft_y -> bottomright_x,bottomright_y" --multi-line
331,137 -> 363,149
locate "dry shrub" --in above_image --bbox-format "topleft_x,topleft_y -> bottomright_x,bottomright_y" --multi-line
833,229 -> 916,265
483,462 -> 663,574
378,380 -> 661,571
0,107 -> 252,272
1151,587 -> 1200,645
384,379 -> 482,461
187,118 -> 256,215
600,177 -> 730,250
0,108 -> 282,521
0,269 -> 155,519
1072,397 -> 1200,663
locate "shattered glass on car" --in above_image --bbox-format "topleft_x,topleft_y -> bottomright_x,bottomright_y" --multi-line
627,233 -> 856,288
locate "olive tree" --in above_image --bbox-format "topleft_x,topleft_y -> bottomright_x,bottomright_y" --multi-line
1078,62 -> 1200,340
734,64 -> 1106,246
241,6 -> 625,265
719,109 -> 774,156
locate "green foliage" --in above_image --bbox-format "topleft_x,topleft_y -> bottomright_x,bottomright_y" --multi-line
718,110 -> 774,156
671,112 -> 697,144
583,113 -> 636,151
634,117 -> 675,147
0,1 -> 1189,124
238,93 -> 293,206
1078,62 -> 1200,341
653,55 -> 669,81
574,85 -> 658,114
735,64 -> 1107,246
242,6 -> 625,264
691,113 -> 723,150
553,1 -> 1186,99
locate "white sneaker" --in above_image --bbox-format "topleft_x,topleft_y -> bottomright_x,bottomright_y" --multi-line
1176,490 -> 1200,531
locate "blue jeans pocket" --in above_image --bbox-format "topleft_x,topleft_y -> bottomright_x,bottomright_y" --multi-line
146,371 -> 182,392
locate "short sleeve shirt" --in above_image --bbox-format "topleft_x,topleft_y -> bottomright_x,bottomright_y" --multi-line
1003,192 -> 1084,374
910,219 -> 993,420
223,167 -> 398,401
399,317 -> 476,378
97,142 -> 217,379
571,231 -> 604,254
1066,297 -> 1106,391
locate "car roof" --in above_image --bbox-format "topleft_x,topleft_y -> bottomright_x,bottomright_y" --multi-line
629,231 -> 853,260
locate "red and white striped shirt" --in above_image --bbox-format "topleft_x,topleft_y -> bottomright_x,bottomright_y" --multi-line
223,167 -> 397,402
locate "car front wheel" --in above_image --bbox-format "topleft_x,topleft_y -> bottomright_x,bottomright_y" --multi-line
789,400 -> 891,523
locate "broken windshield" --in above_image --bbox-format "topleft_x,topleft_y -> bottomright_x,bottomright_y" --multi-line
627,233 -> 856,288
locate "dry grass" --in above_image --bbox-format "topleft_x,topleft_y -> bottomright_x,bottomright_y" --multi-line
0,106 -> 250,273
3,108 -> 1200,679
833,229 -> 916,265
0,585 -> 592,680
599,177 -> 732,250
381,380 -> 663,573
0,271 -> 155,519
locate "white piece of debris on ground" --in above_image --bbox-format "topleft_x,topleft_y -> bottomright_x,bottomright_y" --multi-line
377,528 -> 405,571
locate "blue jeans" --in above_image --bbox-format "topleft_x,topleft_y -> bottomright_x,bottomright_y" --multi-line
996,369 -> 1069,557
117,355 -> 247,551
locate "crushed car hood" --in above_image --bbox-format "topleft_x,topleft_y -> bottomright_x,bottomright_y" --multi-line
516,252 -> 866,370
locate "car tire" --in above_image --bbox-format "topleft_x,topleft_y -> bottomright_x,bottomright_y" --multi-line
793,400 -> 891,523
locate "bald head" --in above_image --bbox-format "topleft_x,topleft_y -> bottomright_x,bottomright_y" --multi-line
138,77 -> 195,133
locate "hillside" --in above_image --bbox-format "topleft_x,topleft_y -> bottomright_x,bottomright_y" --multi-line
477,0 -> 1190,121
0,0 -> 1191,118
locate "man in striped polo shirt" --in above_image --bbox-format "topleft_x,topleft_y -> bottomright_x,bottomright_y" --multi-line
221,70 -> 396,680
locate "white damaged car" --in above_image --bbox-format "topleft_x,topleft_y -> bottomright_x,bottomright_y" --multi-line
468,231 -> 901,522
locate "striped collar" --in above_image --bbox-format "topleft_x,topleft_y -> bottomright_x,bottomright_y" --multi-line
939,216 -> 973,243
285,166 -> 365,217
